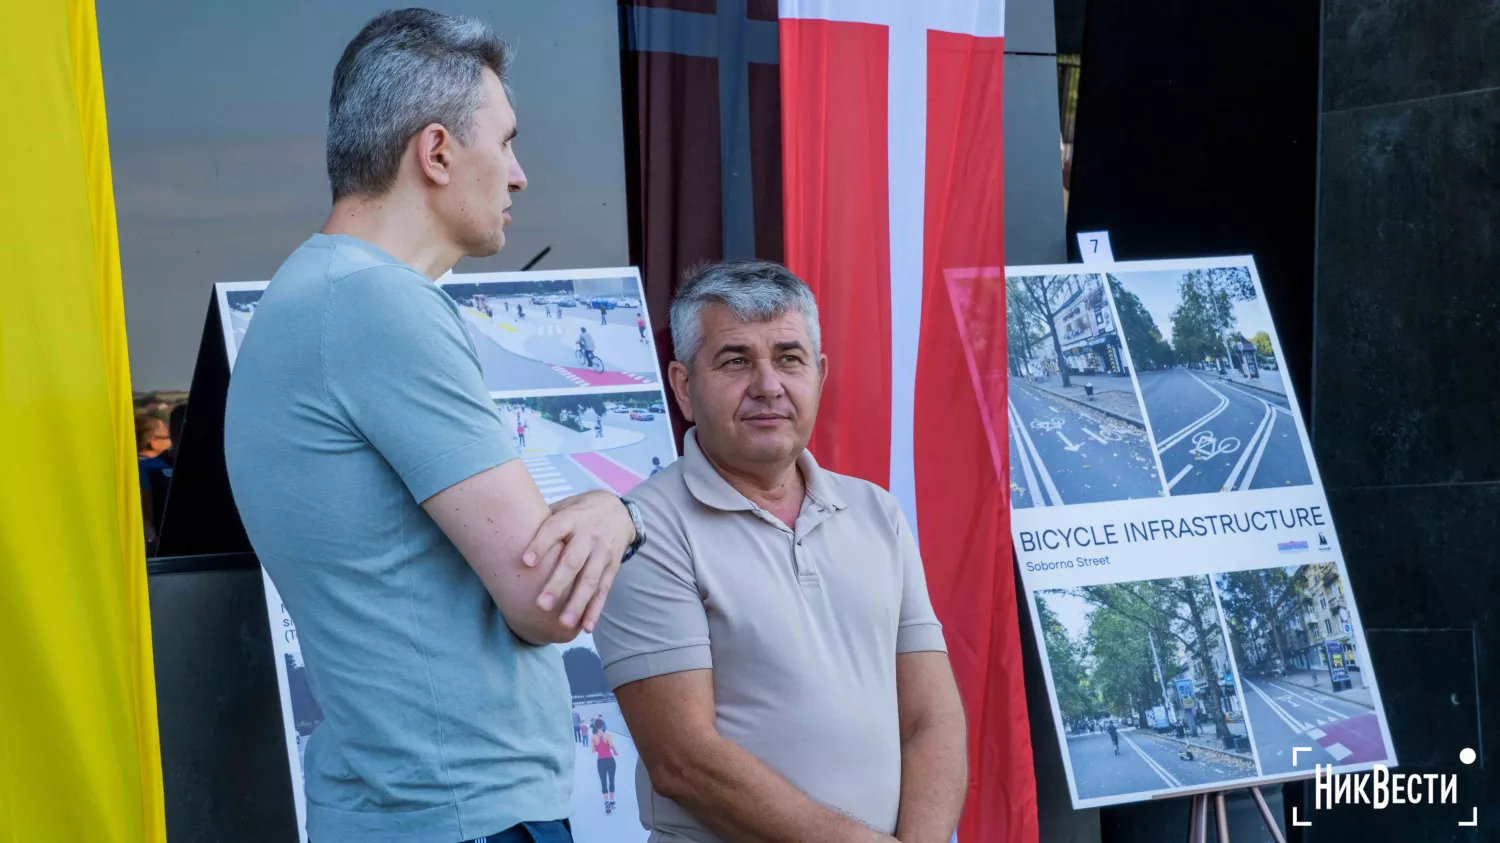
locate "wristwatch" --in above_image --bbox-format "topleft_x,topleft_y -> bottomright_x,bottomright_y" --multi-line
621,498 -> 646,563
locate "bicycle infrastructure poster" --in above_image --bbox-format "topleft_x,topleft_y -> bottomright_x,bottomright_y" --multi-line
944,257 -> 1397,808
216,267 -> 672,842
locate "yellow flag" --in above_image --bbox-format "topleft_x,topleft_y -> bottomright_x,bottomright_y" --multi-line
0,1 -> 167,839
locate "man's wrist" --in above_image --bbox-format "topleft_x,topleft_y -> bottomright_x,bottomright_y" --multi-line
621,498 -> 646,562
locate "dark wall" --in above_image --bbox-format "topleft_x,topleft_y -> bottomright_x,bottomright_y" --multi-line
1304,1 -> 1498,838
1064,0 -> 1320,838
1065,0 -> 1321,418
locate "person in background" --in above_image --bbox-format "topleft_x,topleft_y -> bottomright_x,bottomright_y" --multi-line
649,456 -> 663,477
596,260 -> 967,843
223,11 -> 643,843
636,311 -> 647,343
572,709 -> 585,745
135,412 -> 173,551
590,721 -> 619,815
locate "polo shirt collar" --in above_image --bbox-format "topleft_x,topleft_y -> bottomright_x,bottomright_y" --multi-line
681,428 -> 847,513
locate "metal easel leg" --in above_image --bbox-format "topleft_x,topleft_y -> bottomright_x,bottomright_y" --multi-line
1187,792 -> 1201,843
1215,791 -> 1231,843
1248,786 -> 1289,843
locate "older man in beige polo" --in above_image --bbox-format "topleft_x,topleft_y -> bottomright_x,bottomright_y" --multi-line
594,260 -> 968,843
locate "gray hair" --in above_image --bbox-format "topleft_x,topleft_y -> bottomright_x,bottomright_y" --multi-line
670,260 -> 822,369
327,9 -> 511,200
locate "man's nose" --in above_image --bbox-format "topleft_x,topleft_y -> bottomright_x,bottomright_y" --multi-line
747,359 -> 783,397
510,160 -> 528,193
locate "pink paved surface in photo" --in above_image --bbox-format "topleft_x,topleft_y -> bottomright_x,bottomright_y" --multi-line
570,452 -> 646,495
1318,713 -> 1388,763
551,365 -> 652,387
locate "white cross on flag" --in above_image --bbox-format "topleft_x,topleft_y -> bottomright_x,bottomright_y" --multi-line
778,2 -> 1035,840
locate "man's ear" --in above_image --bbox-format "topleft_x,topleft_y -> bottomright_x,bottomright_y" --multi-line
667,360 -> 694,422
413,123 -> 454,186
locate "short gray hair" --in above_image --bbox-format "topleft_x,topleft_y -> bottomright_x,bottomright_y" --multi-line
327,9 -> 511,200
670,260 -> 822,368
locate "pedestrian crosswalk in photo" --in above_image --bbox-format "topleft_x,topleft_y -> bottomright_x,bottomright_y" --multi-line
523,455 -> 576,503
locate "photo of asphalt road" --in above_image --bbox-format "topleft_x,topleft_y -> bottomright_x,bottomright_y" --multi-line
1241,674 -> 1387,774
1069,727 -> 1256,800
1008,381 -> 1163,507
1106,266 -> 1315,497
1137,368 -> 1311,495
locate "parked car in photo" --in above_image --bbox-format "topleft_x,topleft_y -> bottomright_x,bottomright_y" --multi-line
629,411 -> 654,421
649,403 -> 665,413
558,298 -> 576,307
612,406 -> 631,414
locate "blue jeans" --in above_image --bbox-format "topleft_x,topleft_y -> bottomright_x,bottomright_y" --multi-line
468,821 -> 572,843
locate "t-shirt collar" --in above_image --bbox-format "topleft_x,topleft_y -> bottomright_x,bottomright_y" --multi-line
681,428 -> 846,513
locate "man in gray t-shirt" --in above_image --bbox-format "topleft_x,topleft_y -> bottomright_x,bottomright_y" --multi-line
224,12 -> 641,843
595,262 -> 968,843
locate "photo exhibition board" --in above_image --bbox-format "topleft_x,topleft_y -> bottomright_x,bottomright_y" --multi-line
942,256 -> 1396,809
215,267 -> 673,843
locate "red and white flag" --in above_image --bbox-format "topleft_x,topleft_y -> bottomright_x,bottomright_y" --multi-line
778,2 -> 1036,840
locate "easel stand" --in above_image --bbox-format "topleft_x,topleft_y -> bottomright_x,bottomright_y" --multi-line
1186,786 -> 1286,843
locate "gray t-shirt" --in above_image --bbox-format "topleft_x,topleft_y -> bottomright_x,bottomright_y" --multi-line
224,234 -> 571,843
595,430 -> 946,841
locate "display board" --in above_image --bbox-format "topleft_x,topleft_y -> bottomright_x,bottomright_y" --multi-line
944,257 -> 1396,809
217,267 -> 671,842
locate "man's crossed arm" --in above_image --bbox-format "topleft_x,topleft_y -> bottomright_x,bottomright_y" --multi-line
425,460 -> 635,644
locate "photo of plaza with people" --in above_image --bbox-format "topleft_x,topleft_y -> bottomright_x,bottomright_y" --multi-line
444,274 -> 659,390
495,390 -> 674,501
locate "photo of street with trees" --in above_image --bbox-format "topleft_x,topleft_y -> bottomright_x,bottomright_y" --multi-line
1216,565 -> 1389,774
1004,273 -> 1163,508
1107,266 -> 1313,496
1035,577 -> 1258,801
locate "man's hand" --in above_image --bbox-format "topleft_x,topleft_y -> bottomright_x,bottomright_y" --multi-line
523,490 -> 636,631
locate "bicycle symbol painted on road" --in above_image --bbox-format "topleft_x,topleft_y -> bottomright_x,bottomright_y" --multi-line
1096,420 -> 1145,442
1189,430 -> 1240,461
1031,417 -> 1064,432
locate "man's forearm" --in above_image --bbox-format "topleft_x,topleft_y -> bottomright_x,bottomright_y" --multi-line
657,734 -> 896,843
893,716 -> 968,843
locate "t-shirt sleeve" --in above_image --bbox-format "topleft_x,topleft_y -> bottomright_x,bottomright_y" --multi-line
893,503 -> 948,654
594,494 -> 712,688
321,269 -> 517,503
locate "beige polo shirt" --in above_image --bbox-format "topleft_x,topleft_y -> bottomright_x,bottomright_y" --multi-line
595,428 -> 947,842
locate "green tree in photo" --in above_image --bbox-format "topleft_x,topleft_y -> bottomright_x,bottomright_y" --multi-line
1174,267 -> 1256,366
1252,331 -> 1274,361
1086,606 -> 1170,728
1013,274 -> 1084,387
1036,594 -> 1096,723
1170,281 -> 1219,366
1006,277 -> 1047,377
1217,568 -> 1301,672
1068,577 -> 1234,742
1109,275 -> 1175,371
